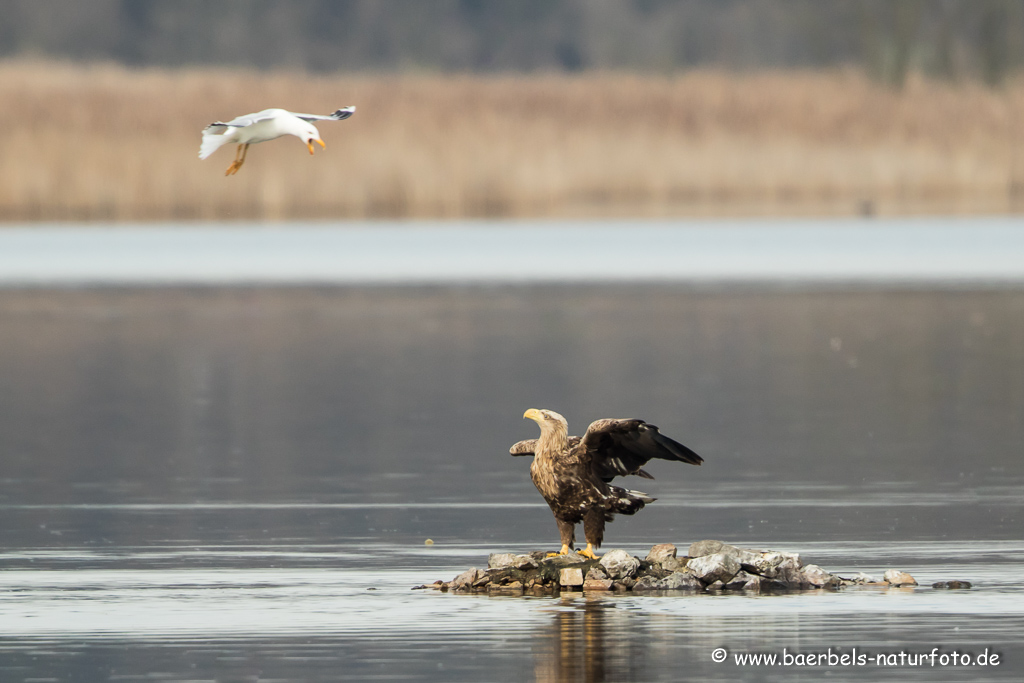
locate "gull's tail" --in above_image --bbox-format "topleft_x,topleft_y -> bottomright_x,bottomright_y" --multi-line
199,123 -> 232,160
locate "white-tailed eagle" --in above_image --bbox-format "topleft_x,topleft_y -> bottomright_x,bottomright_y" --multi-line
512,408 -> 703,559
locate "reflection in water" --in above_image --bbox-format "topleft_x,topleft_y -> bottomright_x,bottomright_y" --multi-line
534,596 -> 634,683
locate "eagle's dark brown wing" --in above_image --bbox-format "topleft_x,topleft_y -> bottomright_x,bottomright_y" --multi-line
579,418 -> 703,482
509,436 -> 582,456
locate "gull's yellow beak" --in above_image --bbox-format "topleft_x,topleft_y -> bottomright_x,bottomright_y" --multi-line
523,408 -> 541,421
307,139 -> 325,155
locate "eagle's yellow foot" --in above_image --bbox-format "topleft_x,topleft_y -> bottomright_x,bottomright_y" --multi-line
577,544 -> 600,560
546,544 -> 572,557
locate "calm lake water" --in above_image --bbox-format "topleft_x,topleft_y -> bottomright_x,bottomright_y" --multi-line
1,220 -> 1023,682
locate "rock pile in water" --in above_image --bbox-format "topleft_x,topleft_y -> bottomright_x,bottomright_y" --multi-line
415,539 -> 969,595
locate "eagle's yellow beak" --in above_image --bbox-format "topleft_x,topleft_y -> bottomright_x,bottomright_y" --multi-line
307,139 -> 325,155
523,408 -> 541,421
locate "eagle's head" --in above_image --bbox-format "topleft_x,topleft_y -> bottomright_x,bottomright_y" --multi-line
523,408 -> 569,439
523,408 -> 570,455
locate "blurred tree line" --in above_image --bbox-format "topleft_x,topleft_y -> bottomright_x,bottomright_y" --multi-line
2,0 -> 1022,85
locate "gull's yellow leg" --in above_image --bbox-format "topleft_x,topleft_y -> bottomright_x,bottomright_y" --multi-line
225,143 -> 249,176
224,144 -> 242,176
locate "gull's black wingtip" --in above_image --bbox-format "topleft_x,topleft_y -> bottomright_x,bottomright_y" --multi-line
331,107 -> 356,121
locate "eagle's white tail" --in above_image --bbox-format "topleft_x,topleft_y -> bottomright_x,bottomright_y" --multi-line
199,125 -> 232,160
607,486 -> 655,515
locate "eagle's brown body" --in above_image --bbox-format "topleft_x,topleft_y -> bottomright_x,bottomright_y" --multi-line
512,409 -> 703,558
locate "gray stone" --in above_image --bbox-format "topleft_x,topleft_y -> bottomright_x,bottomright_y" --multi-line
632,570 -> 703,592
489,581 -> 523,594
688,539 -> 728,558
449,568 -> 484,592
688,539 -> 761,568
515,555 -> 539,570
735,571 -> 788,591
722,570 -> 757,590
638,562 -> 672,580
658,571 -> 703,591
733,549 -> 766,568
659,557 -> 685,572
686,552 -> 741,584
514,554 -> 600,587
883,569 -> 918,587
488,553 -> 518,569
775,565 -> 810,589
441,544 -> 938,596
543,552 -> 589,567
645,543 -> 678,565
599,549 -> 641,580
488,553 -> 538,570
560,567 -> 585,587
631,575 -> 661,591
752,575 -> 789,591
801,564 -> 840,588
750,552 -> 803,578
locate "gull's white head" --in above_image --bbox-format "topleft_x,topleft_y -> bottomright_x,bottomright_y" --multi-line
300,122 -> 325,155
285,119 -> 325,155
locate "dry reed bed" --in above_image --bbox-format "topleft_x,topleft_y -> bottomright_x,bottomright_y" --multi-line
1,60 -> 1022,221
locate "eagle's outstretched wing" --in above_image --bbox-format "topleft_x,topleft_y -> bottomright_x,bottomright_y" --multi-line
509,438 -> 538,456
579,418 -> 702,482
509,436 -> 582,456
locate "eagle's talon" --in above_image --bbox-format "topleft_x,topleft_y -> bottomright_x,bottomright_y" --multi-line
578,544 -> 599,560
